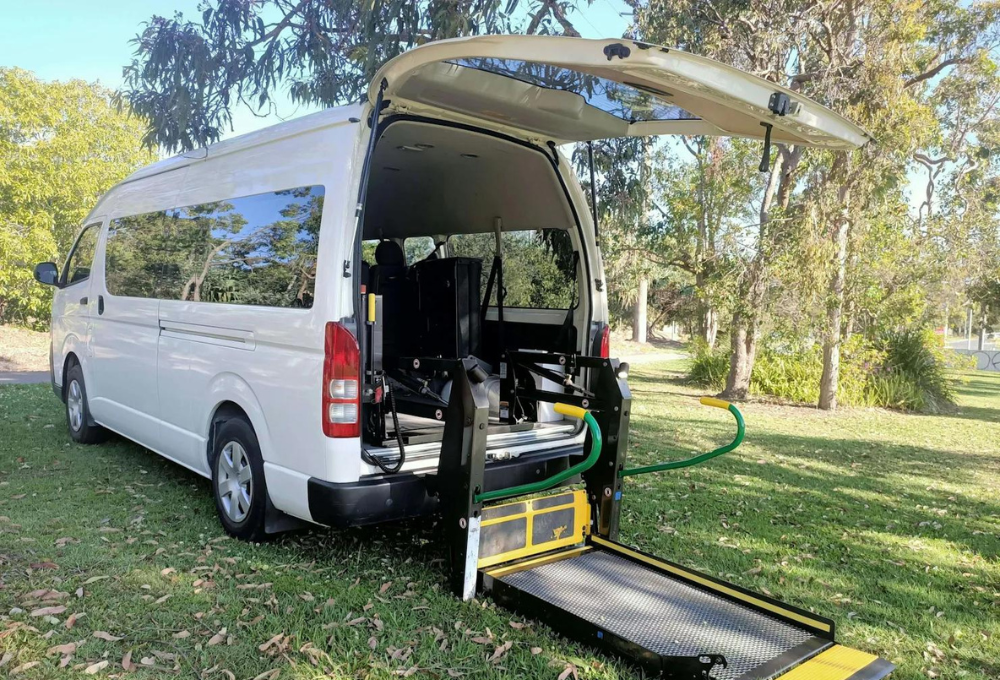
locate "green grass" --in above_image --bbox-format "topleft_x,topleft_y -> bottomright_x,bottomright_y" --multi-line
1,363 -> 999,679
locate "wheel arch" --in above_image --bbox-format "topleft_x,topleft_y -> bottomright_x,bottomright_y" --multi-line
202,373 -> 274,471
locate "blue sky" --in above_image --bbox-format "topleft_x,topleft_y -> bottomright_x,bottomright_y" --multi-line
1,0 -> 633,140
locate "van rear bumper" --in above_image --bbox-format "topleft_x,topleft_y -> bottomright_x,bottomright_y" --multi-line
306,445 -> 579,528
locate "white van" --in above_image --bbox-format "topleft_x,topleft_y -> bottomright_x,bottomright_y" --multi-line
34,36 -> 868,541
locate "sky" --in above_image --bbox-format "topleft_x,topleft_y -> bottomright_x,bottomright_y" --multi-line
0,0 -> 633,141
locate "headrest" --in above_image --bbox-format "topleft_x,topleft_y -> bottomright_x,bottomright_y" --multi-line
375,240 -> 405,267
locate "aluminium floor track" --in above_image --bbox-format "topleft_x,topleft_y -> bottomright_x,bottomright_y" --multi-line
499,550 -> 821,680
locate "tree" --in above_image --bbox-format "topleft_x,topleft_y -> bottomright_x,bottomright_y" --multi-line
121,0 -> 586,152
0,68 -> 155,328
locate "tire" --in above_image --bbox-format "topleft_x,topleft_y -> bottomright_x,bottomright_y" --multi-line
64,363 -> 107,444
211,417 -> 268,541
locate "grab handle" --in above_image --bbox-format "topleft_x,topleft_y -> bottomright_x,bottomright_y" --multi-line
475,403 -> 602,503
619,397 -> 744,478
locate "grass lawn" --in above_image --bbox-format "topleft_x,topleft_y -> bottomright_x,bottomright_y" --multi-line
1,361 -> 998,679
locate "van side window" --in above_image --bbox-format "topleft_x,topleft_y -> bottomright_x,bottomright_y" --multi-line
105,186 -> 325,308
62,222 -> 102,286
404,236 -> 436,264
448,228 -> 576,309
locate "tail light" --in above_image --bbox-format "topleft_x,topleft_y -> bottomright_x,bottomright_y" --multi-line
323,322 -> 360,437
598,324 -> 611,358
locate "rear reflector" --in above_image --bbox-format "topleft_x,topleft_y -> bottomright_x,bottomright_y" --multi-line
323,322 -> 360,437
598,324 -> 610,359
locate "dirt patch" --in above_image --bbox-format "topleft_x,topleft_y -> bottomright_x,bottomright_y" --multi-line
0,326 -> 50,372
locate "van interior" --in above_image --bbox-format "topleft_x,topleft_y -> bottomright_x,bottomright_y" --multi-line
359,119 -> 589,468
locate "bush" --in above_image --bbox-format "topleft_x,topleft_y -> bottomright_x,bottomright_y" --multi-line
687,329 -> 957,412
872,329 -> 954,412
688,340 -> 729,389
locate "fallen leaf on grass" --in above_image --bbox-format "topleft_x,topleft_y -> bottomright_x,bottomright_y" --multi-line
11,661 -> 40,675
557,663 -> 579,680
93,631 -> 123,641
84,660 -> 109,674
251,670 -> 280,680
46,642 -> 77,656
30,561 -> 59,570
259,633 -> 290,655
488,641 -> 513,662
83,576 -> 110,585
0,652 -> 11,668
208,628 -> 227,646
121,651 -> 134,672
160,568 -> 175,576
379,581 -> 393,594
65,612 -> 83,629
30,605 -> 66,617
530,647 -> 542,655
172,630 -> 190,639
368,636 -> 378,650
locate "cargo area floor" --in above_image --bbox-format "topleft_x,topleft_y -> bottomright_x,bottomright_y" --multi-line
496,549 -> 827,679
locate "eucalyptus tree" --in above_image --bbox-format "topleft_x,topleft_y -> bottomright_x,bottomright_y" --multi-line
121,0 -> 585,152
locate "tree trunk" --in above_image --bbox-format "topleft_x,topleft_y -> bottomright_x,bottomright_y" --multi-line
632,278 -> 648,343
979,307 -> 989,350
703,306 -> 718,348
720,146 -> 789,399
722,311 -> 757,400
819,210 -> 850,411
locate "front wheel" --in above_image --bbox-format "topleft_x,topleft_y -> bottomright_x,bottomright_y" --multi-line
211,418 -> 268,542
65,364 -> 107,444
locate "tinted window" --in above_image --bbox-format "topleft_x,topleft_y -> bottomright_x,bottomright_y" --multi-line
63,223 -> 101,286
404,236 -> 437,264
448,229 -> 576,309
105,186 -> 324,308
448,59 -> 698,123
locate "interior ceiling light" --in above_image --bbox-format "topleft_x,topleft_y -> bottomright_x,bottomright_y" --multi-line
414,143 -> 434,149
397,145 -> 425,152
460,153 -> 479,159
383,166 -> 401,172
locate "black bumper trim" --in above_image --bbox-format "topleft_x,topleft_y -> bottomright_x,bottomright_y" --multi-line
307,444 -> 579,527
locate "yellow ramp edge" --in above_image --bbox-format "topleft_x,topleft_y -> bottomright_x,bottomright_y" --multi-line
779,645 -> 880,680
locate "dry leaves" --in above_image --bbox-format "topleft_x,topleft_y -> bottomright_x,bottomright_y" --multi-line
29,605 -> 66,617
84,660 -> 109,674
93,631 -> 123,641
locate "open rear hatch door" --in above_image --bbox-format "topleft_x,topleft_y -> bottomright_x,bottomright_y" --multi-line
370,35 -> 871,148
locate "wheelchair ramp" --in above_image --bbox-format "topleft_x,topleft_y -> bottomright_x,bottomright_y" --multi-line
482,540 -> 893,679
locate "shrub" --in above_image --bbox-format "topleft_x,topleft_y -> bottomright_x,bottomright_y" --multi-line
871,329 -> 955,412
688,340 -> 729,389
687,328 -> 957,412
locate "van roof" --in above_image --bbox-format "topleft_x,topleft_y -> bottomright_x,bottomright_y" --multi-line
121,103 -> 365,185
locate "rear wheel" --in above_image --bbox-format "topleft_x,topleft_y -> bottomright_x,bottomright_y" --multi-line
211,418 -> 267,541
65,364 -> 107,444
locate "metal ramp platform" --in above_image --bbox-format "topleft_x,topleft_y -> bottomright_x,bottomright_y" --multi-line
483,539 -> 894,679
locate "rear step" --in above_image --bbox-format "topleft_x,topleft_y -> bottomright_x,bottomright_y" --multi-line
483,537 -> 892,679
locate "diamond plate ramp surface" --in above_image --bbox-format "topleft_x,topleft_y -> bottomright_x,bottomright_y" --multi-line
499,550 -> 818,680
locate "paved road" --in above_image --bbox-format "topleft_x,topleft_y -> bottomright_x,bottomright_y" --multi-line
0,371 -> 49,385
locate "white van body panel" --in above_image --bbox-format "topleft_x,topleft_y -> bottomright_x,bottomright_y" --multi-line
45,36 -> 861,530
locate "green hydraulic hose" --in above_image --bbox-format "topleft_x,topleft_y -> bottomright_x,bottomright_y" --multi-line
475,403 -> 602,504
619,397 -> 745,478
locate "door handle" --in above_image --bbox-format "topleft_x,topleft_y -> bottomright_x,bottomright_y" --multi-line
79,296 -> 88,305
98,295 -> 105,315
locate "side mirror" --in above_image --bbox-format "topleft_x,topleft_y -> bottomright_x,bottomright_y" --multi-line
33,262 -> 60,287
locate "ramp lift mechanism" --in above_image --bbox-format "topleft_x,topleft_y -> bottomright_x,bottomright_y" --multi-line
427,355 -> 894,680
